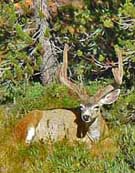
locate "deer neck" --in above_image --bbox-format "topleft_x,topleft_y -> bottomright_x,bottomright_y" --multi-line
87,112 -> 102,142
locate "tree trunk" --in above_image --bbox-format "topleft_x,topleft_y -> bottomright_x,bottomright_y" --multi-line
34,0 -> 58,85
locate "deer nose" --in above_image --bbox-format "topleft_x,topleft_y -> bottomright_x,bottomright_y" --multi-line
83,115 -> 89,122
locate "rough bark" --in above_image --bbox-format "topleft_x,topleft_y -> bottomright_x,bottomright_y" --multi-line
34,0 -> 58,84
33,0 -> 85,84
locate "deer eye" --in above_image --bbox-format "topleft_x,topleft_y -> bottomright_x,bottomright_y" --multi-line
94,105 -> 100,109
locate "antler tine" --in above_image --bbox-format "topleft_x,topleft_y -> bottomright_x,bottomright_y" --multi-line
62,44 -> 68,78
59,44 -> 90,102
93,48 -> 123,103
112,48 -> 123,85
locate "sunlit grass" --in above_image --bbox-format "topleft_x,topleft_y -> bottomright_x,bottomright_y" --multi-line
0,84 -> 135,173
0,127 -> 133,173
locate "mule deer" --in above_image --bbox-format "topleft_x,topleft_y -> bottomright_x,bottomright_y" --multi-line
14,44 -> 123,145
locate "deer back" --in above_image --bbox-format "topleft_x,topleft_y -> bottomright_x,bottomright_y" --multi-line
34,109 -> 78,142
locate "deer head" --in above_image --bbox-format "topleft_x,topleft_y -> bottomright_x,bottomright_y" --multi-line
80,89 -> 120,123
59,44 -> 123,124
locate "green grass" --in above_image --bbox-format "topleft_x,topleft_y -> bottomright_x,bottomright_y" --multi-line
0,83 -> 135,173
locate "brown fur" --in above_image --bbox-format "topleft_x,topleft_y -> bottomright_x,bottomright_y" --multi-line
13,110 -> 43,142
13,108 -> 108,145
99,114 -> 109,139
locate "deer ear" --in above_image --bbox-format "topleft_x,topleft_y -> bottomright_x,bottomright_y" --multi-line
99,89 -> 120,105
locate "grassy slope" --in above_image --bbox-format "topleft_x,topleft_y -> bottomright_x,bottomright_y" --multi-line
0,83 -> 135,173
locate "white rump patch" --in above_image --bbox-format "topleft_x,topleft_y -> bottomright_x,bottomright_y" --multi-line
25,126 -> 35,144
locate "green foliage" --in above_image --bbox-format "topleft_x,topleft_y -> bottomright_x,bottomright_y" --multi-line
0,84 -> 135,173
103,18 -> 114,28
1,1 -> 135,98
47,140 -> 133,173
52,1 -> 135,86
119,0 -> 135,18
0,1 -> 135,172
10,83 -> 79,114
0,2 -> 42,94
119,124 -> 135,170
106,90 -> 135,125
8,80 -> 112,114
23,82 -> 44,99
47,142 -> 91,173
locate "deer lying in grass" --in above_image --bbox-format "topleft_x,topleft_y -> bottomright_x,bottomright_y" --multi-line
14,44 -> 123,146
